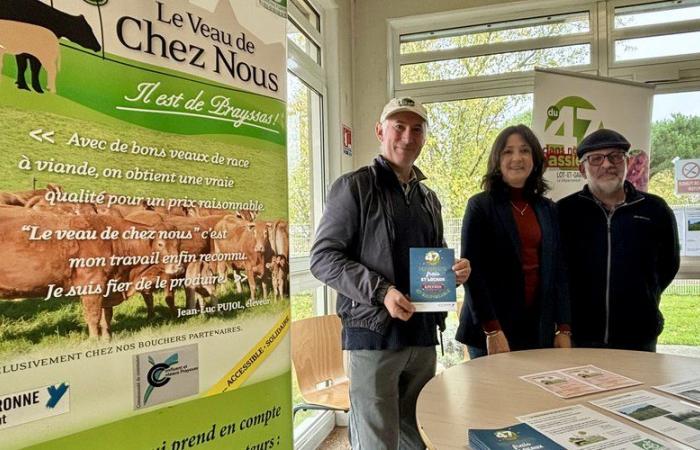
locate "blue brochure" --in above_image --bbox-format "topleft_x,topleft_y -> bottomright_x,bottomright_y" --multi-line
409,247 -> 456,312
468,423 -> 565,450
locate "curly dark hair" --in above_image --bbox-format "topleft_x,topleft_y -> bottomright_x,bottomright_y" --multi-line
482,124 -> 550,198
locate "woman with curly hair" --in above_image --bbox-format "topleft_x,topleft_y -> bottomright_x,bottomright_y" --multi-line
455,124 -> 572,358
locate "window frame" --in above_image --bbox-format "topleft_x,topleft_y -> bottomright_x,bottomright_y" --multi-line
288,18 -> 322,64
388,0 -> 599,102
287,0 -> 329,283
288,0 -> 323,70
286,0 -> 337,444
286,69 -> 328,284
607,0 -> 700,81
389,0 -> 700,100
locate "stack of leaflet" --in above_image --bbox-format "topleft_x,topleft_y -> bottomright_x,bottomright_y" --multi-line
468,423 -> 565,450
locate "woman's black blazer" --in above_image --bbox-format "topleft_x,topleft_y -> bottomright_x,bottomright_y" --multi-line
455,190 -> 571,350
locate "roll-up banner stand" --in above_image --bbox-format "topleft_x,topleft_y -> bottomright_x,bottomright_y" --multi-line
532,68 -> 654,200
0,0 -> 291,448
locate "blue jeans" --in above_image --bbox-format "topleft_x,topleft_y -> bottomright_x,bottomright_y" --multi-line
467,345 -> 487,359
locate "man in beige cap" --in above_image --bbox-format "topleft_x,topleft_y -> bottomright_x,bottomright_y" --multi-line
311,97 -> 471,449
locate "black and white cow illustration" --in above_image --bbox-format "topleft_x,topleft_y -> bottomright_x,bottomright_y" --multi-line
0,0 -> 101,93
0,20 -> 61,93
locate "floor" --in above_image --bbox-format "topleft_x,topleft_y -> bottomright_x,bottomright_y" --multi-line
318,426 -> 350,449
314,346 -> 699,450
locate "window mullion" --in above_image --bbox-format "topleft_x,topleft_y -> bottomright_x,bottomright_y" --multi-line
399,80 -> 536,104
390,3 -> 598,92
388,25 -> 402,101
288,3 -> 322,47
397,73 -> 538,99
596,0 -> 609,76
612,18 -> 700,40
302,23 -> 323,49
399,33 -> 592,66
288,43 -> 325,91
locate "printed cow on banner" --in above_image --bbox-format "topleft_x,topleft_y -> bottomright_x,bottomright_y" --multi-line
0,0 -> 101,93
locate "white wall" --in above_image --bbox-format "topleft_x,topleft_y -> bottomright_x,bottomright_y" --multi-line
321,0 -> 355,181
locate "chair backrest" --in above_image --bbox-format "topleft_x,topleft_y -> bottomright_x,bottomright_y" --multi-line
291,315 -> 346,396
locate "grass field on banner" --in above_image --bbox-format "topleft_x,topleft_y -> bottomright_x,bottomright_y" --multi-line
1,46 -> 286,144
0,284 -> 289,360
0,71 -> 289,356
0,102 -> 287,219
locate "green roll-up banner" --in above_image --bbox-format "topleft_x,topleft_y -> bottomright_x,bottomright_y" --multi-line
0,1 -> 291,448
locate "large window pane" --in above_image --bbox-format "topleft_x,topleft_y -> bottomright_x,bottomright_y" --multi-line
420,94 -> 533,251
615,32 -> 700,61
401,45 -> 589,84
291,287 -> 325,428
291,290 -> 315,321
287,72 -> 328,427
615,1 -> 700,29
401,12 -> 589,54
287,73 -> 321,257
288,20 -> 321,63
650,91 -> 700,344
421,95 -> 532,369
649,91 -> 700,205
290,0 -> 321,32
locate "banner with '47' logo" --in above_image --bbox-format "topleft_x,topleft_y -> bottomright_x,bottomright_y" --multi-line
532,68 -> 654,200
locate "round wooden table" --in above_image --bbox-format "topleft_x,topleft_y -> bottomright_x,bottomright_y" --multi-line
416,348 -> 700,450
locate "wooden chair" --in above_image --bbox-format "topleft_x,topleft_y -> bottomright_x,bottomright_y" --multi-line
291,315 -> 350,419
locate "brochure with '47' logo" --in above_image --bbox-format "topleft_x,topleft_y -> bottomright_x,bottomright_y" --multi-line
409,248 -> 456,312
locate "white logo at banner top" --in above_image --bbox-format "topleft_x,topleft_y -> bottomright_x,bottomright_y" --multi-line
533,69 -> 653,199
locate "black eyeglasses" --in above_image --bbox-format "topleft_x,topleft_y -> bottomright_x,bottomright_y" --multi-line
583,152 -> 627,166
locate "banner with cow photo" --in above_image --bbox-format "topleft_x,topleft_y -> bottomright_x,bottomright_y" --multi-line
532,68 -> 654,200
0,0 -> 291,448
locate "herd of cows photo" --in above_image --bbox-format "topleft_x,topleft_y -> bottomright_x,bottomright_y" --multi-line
0,183 -> 289,344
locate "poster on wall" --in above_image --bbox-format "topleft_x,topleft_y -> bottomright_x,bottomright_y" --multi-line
685,207 -> 700,257
532,68 -> 654,200
0,1 -> 291,449
675,158 -> 700,194
672,206 -> 686,256
342,124 -> 352,157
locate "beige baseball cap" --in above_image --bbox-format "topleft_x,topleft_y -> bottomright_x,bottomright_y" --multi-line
380,97 -> 429,125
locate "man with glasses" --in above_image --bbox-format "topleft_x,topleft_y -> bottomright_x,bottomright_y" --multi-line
558,128 -> 680,352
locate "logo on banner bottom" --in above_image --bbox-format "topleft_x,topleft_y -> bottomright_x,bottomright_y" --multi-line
0,383 -> 70,429
133,344 -> 199,409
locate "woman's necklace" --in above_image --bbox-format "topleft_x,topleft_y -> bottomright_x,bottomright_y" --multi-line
510,201 -> 528,216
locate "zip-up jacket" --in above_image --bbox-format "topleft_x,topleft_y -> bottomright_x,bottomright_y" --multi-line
557,182 -> 680,349
310,156 -> 447,338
